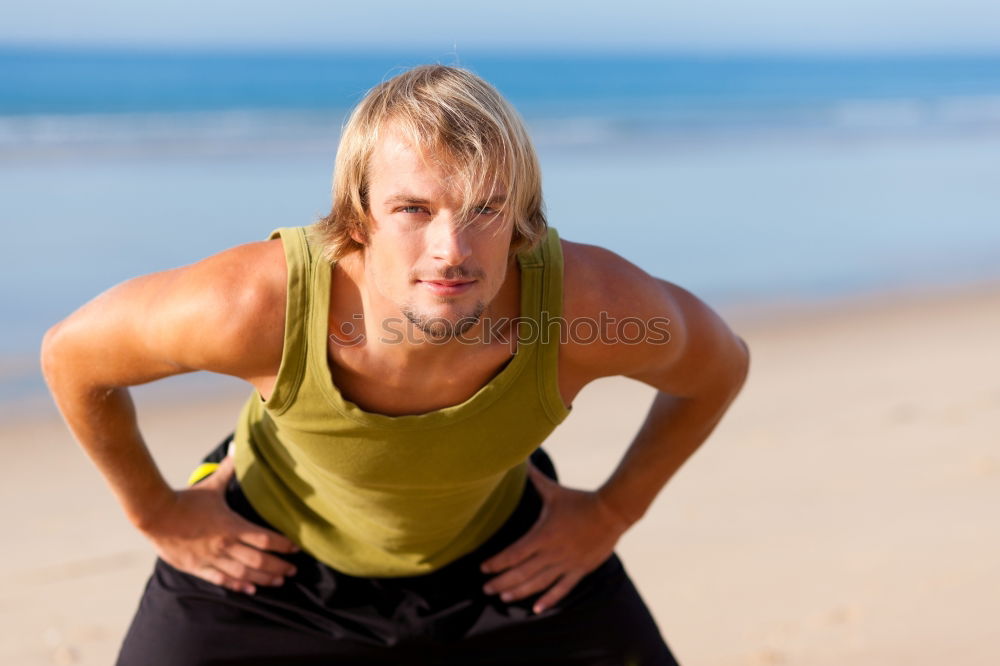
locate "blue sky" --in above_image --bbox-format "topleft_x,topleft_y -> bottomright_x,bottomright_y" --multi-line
3,0 -> 1000,53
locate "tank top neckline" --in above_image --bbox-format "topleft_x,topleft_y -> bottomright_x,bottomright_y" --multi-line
305,240 -> 545,431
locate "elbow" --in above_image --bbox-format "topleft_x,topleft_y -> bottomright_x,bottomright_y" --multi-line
737,335 -> 750,377
39,321 -> 67,387
40,319 -> 85,394
730,335 -> 751,396
40,320 -> 102,403
709,334 -> 750,403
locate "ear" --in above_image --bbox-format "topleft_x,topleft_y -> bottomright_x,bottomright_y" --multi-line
349,219 -> 369,246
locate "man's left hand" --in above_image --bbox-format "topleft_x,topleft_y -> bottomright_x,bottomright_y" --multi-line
480,463 -> 632,614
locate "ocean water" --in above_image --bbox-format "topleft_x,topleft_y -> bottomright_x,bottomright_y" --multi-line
2,49 -> 1000,401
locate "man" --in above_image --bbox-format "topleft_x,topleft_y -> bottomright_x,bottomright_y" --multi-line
41,65 -> 749,665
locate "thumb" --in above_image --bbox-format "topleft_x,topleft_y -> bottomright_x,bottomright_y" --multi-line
203,455 -> 236,491
526,461 -> 558,498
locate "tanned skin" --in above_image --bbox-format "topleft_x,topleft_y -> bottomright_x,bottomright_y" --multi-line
41,127 -> 749,611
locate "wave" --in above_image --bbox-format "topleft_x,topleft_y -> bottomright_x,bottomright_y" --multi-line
832,95 -> 1000,129
0,109 -> 346,157
3,94 -> 1000,157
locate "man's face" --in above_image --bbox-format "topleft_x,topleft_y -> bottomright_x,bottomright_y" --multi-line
359,127 -> 516,340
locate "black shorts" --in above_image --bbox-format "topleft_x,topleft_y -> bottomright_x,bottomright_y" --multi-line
116,435 -> 680,665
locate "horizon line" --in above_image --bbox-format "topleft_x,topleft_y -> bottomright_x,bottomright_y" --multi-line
3,41 -> 1000,60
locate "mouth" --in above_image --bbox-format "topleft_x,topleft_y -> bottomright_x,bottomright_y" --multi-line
418,279 -> 477,296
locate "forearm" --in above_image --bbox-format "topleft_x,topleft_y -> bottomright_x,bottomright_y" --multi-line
596,381 -> 744,527
41,338 -> 175,530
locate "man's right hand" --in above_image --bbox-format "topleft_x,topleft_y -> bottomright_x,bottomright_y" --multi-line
138,456 -> 300,595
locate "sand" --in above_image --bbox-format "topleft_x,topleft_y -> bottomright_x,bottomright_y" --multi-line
3,279 -> 999,665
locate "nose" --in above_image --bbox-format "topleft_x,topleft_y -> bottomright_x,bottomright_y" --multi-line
428,212 -> 472,266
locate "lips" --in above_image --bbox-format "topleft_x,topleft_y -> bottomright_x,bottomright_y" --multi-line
419,279 -> 476,295
424,280 -> 473,287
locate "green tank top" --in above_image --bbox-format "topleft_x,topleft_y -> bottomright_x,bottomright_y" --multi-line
233,225 -> 571,577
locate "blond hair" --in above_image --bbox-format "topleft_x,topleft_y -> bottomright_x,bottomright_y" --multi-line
310,65 -> 547,262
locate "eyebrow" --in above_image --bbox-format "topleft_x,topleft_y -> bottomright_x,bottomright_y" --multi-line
384,193 -> 431,206
383,192 -> 508,207
479,193 -> 508,206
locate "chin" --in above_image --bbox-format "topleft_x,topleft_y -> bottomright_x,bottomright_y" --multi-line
401,300 -> 487,338
427,305 -> 484,324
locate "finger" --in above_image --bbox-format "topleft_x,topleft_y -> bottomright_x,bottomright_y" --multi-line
198,565 -> 257,595
234,518 -> 300,554
491,564 -> 562,603
480,527 -> 545,574
533,571 -> 584,615
212,553 -> 287,587
482,554 -> 551,595
227,541 -> 298,579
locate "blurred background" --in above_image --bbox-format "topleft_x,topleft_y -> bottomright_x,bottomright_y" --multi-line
3,0 -> 1000,407
2,2 -> 999,665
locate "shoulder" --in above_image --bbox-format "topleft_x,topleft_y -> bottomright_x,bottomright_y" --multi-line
155,237 -> 288,379
559,238 -> 684,376
560,239 -> 671,321
558,238 -> 748,395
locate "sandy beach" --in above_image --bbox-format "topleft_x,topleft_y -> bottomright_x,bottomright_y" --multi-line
4,278 -> 999,666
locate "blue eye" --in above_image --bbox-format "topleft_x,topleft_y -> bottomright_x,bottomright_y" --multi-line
401,206 -> 427,214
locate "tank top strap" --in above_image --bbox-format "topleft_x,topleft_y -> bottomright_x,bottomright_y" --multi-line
529,227 -> 571,423
261,226 -> 313,414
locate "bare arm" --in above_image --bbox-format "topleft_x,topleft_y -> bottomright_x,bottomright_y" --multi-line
40,239 -> 297,593
592,274 -> 750,527
482,240 -> 750,612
